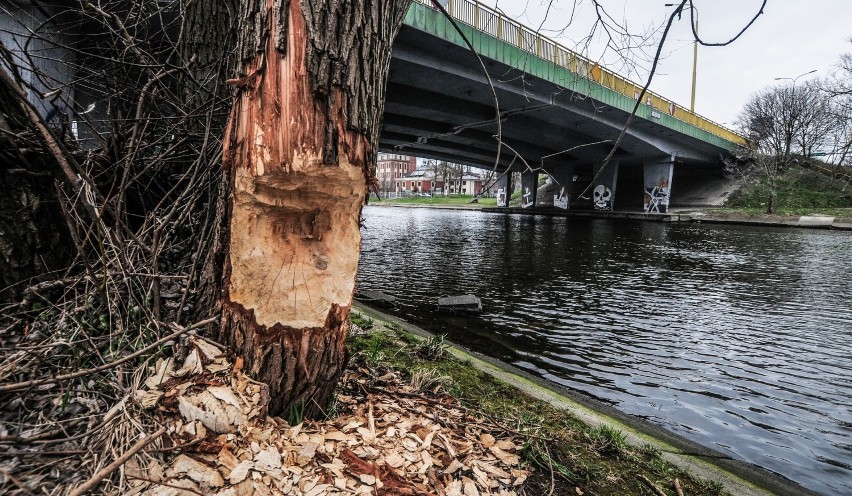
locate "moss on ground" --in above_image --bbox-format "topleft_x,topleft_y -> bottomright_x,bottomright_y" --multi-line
347,312 -> 730,496
725,166 -> 852,216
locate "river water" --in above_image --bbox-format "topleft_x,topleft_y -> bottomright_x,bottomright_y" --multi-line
356,206 -> 852,495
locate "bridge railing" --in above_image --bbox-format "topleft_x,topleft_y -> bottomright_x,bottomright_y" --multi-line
414,0 -> 745,145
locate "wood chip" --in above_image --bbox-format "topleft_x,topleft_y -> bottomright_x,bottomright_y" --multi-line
168,454 -> 224,487
297,442 -> 318,466
228,460 -> 254,484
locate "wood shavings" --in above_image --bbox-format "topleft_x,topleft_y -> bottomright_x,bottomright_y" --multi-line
135,336 -> 528,496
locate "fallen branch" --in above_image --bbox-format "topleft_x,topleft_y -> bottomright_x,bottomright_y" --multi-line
0,317 -> 217,393
67,426 -> 167,496
673,478 -> 685,496
638,474 -> 667,496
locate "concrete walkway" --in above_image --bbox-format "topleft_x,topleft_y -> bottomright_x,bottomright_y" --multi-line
677,210 -> 852,231
353,302 -> 820,496
370,202 -> 852,231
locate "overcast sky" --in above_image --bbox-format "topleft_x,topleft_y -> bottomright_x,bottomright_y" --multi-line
474,1 -> 852,128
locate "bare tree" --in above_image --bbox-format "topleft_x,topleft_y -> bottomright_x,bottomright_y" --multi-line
823,47 -> 852,186
736,81 -> 833,213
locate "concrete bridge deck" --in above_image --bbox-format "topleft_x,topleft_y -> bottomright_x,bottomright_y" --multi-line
382,0 -> 747,212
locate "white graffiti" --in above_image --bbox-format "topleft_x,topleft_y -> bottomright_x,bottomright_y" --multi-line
522,187 -> 534,208
554,186 -> 569,209
593,184 -> 612,210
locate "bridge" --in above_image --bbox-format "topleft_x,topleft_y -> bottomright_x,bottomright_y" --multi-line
381,0 -> 746,212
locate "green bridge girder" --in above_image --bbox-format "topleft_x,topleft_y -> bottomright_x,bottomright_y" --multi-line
400,1 -> 744,152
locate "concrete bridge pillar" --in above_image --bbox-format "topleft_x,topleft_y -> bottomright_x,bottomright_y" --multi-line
520,171 -> 538,208
495,172 -> 513,207
550,166 -> 575,210
591,160 -> 619,211
643,159 -> 675,213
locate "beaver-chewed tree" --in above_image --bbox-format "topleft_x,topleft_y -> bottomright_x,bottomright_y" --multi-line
216,0 -> 410,417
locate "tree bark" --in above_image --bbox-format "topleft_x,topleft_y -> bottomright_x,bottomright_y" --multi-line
767,168 -> 778,214
218,0 -> 409,417
178,0 -> 238,324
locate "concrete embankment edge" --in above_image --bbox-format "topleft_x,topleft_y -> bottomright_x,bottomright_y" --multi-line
369,202 -> 852,230
476,206 -> 852,231
353,302 -> 820,496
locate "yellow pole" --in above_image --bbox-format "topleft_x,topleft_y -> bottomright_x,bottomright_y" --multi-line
690,13 -> 698,112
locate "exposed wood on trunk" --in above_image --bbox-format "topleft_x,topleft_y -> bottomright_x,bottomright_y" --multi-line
219,0 -> 409,416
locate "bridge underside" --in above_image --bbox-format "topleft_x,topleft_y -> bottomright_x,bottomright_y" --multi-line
380,21 -> 734,210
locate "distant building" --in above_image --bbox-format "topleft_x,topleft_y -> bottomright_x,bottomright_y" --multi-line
376,153 -> 417,194
396,169 -> 444,195
446,173 -> 484,196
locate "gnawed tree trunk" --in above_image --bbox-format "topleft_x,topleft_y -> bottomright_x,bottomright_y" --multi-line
219,0 -> 410,417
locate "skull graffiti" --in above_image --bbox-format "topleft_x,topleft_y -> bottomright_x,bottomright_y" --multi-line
593,184 -> 612,210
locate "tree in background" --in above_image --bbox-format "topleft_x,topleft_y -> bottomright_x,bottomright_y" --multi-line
737,81 -> 834,213
823,47 -> 852,187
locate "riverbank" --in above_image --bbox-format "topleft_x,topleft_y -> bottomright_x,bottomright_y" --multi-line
351,302 -> 819,496
369,201 -> 852,230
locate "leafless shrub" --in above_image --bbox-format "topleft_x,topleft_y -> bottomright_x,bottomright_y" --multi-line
0,1 -> 234,493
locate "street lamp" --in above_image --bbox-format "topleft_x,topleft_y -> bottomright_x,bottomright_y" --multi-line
665,3 -> 698,112
774,69 -> 817,86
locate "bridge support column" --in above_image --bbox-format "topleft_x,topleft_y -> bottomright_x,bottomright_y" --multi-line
643,159 -> 675,213
495,172 -> 513,207
550,166 -> 575,210
591,160 -> 619,210
520,171 -> 538,208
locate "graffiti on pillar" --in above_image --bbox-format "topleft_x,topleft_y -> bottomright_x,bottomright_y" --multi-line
554,186 -> 570,209
522,187 -> 534,208
497,188 -> 507,207
644,177 -> 670,213
593,184 -> 613,210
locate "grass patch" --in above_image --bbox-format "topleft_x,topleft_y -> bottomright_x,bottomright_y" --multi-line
378,195 -> 498,206
349,312 -> 374,330
347,315 -> 732,496
725,166 -> 852,215
416,333 -> 447,360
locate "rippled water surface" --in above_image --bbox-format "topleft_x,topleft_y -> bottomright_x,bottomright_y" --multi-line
356,206 -> 852,495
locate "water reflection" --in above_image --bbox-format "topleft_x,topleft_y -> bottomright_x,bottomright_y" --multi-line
357,206 -> 852,495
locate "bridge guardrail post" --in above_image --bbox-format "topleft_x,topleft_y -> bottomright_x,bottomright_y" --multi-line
473,0 -> 479,29
517,23 -> 522,49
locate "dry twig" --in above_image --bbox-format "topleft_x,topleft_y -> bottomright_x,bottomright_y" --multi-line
66,426 -> 167,496
0,317 -> 216,393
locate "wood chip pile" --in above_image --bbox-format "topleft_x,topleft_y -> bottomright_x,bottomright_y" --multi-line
129,336 -> 529,496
